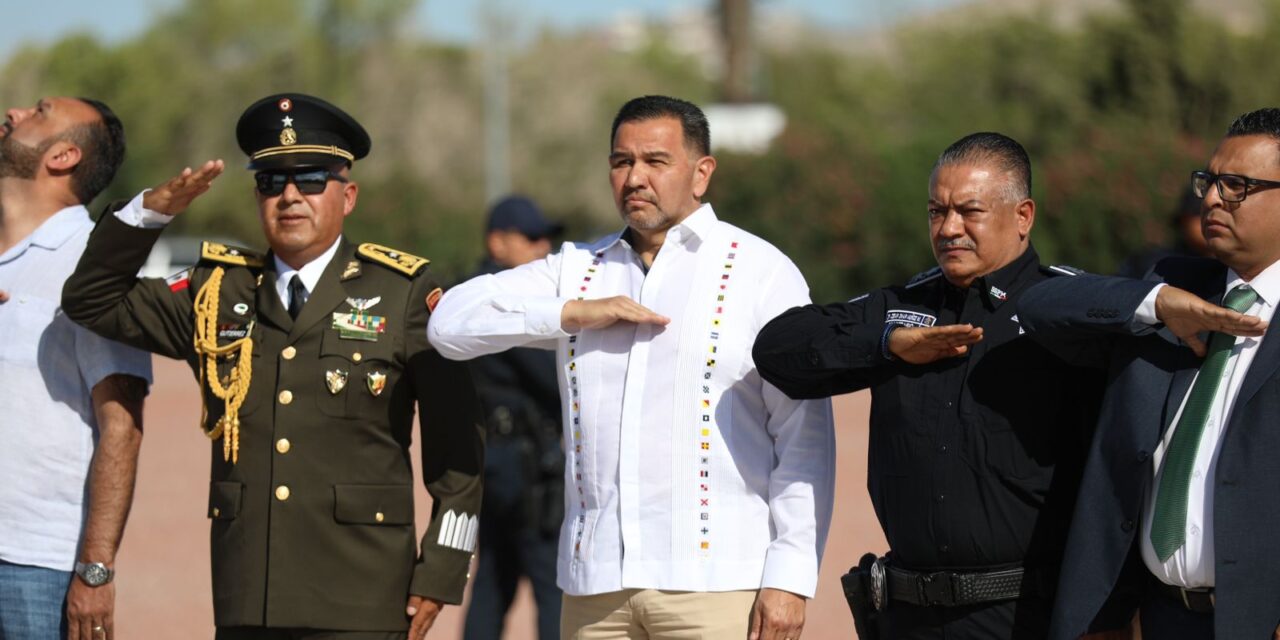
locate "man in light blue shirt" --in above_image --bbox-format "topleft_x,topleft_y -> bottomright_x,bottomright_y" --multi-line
0,96 -> 150,640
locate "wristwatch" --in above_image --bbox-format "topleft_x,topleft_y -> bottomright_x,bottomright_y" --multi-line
74,562 -> 114,586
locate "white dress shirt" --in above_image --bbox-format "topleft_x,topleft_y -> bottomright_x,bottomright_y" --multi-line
428,204 -> 835,597
1135,259 -> 1280,587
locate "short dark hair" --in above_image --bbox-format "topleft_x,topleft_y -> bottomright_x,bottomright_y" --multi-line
610,95 -> 710,157
64,98 -> 126,204
1226,108 -> 1280,141
934,132 -> 1032,202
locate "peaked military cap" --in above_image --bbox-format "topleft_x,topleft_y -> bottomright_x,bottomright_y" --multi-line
236,93 -> 371,170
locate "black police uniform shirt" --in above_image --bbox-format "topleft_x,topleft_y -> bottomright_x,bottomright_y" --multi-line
753,246 -> 1103,572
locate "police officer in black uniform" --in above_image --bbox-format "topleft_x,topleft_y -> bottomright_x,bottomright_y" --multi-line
461,196 -> 564,640
752,132 -> 1104,639
62,93 -> 483,640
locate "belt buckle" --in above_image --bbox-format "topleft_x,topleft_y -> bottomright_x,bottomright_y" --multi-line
918,571 -> 955,606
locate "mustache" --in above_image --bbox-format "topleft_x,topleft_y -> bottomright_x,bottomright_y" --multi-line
622,188 -> 655,204
936,238 -> 977,251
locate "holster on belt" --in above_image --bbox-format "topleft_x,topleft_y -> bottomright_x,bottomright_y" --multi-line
840,553 -> 885,640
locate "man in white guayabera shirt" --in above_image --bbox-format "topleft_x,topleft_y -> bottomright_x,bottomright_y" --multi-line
429,95 -> 835,640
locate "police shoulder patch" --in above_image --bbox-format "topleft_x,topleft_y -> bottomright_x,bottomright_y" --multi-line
905,266 -> 943,289
200,241 -> 264,268
357,243 -> 430,277
1046,264 -> 1085,277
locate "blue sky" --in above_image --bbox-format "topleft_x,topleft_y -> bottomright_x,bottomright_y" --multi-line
0,0 -> 960,61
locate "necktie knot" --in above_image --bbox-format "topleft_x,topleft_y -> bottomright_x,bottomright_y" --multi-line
1223,284 -> 1258,313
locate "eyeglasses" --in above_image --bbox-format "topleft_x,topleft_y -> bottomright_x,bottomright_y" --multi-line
1191,170 -> 1280,203
254,169 -> 349,196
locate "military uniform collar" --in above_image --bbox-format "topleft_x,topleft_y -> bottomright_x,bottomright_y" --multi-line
272,235 -> 343,301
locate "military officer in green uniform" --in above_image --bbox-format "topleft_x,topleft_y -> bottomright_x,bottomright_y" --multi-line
61,93 -> 484,639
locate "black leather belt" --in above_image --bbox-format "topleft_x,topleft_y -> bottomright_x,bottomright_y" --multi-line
1154,581 -> 1214,613
887,565 -> 1026,607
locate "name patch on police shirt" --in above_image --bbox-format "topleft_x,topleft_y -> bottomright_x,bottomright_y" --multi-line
885,309 -> 937,328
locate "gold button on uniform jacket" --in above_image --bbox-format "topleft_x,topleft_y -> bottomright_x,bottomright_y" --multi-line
62,213 -> 484,631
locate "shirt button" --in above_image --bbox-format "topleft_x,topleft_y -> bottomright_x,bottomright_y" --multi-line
939,544 -> 950,553
375,511 -> 385,523
211,507 -> 220,517
939,444 -> 948,453
936,494 -> 946,502
278,390 -> 293,405
276,438 -> 291,454
275,485 -> 291,501
352,352 -> 363,362
1122,519 -> 1134,532
1190,525 -> 1200,536
1137,450 -> 1149,463
1193,470 -> 1202,479
282,346 -> 297,360
945,401 -> 953,408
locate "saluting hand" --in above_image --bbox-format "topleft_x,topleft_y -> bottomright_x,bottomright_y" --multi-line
141,159 -> 224,216
1154,285 -> 1268,358
888,324 -> 984,364
560,296 -> 670,333
405,594 -> 444,640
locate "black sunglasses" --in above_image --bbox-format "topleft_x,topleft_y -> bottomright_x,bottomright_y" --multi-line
254,169 -> 349,196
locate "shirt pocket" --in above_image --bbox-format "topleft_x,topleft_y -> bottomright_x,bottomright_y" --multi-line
316,329 -> 399,418
333,483 -> 413,525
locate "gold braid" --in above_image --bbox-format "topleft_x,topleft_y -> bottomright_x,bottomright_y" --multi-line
192,266 -> 255,463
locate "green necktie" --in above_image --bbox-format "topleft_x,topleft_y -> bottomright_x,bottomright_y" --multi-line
1150,284 -> 1259,561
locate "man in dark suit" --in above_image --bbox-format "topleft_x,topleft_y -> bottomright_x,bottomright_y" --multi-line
1017,107 -> 1280,639
61,93 -> 484,639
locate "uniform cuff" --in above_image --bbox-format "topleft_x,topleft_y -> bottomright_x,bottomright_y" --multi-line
410,549 -> 472,605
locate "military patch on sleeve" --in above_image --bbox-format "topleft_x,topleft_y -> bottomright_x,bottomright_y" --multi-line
200,242 -> 264,268
425,287 -> 444,313
886,309 -> 938,328
1047,264 -> 1085,277
905,266 -> 943,289
357,243 -> 430,277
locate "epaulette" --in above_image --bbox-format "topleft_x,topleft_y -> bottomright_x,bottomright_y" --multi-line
357,243 -> 430,277
200,242 -> 264,268
1045,264 -> 1085,277
905,266 -> 943,289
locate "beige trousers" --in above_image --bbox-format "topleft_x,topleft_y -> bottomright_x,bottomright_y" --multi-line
561,589 -> 757,639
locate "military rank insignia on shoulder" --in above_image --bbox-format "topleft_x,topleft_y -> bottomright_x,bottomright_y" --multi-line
200,241 -> 264,268
357,243 -> 430,277
1046,264 -> 1085,277
905,266 -> 943,289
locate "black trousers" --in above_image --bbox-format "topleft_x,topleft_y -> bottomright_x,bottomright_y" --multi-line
462,439 -> 562,640
1139,588 -> 1214,640
875,595 -> 1051,639
215,628 -> 403,639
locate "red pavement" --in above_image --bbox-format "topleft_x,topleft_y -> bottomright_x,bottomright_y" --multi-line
115,356 -> 885,638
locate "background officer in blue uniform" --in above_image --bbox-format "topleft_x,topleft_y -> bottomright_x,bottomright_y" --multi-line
461,195 -> 564,640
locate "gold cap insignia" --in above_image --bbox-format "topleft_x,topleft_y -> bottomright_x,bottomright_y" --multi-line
280,127 -> 297,146
326,369 -> 348,395
367,371 -> 387,397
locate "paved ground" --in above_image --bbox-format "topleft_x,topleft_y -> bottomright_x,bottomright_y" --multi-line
115,356 -> 886,638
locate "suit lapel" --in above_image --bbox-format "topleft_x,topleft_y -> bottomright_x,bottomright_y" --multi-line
256,261 -> 293,332
1231,312 -> 1280,411
287,238 -> 353,342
